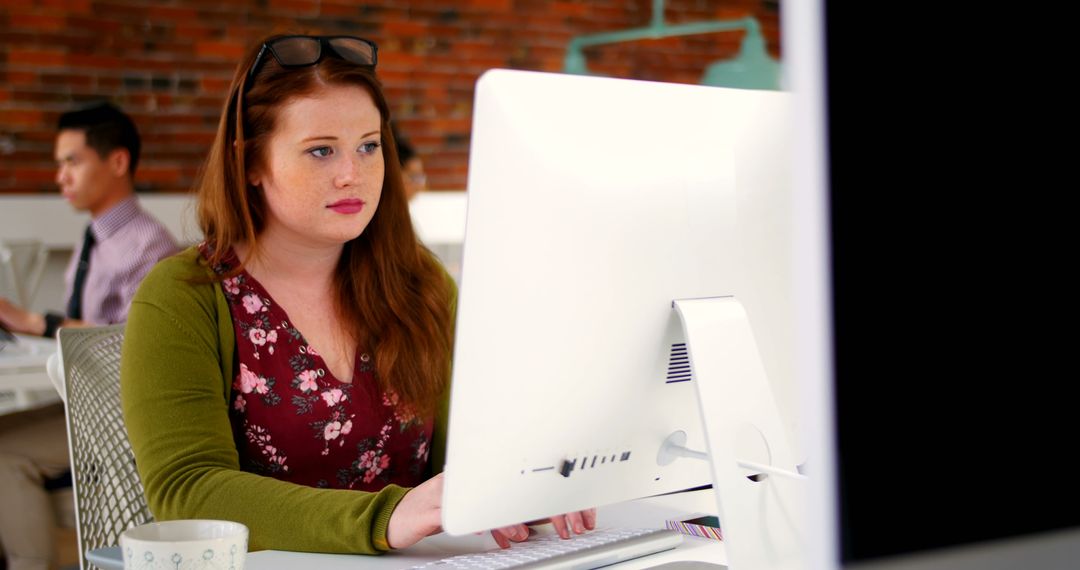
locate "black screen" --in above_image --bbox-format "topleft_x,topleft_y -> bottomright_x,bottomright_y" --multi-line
824,1 -> 1077,564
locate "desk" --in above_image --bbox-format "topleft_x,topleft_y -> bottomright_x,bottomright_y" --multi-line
247,488 -> 725,569
0,334 -> 59,413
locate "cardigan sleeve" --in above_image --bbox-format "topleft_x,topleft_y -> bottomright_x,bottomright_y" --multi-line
120,248 -> 408,553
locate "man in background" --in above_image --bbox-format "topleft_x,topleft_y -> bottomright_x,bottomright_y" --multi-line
0,102 -> 178,570
394,129 -> 428,201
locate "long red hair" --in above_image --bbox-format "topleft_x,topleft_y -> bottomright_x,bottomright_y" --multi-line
195,35 -> 454,412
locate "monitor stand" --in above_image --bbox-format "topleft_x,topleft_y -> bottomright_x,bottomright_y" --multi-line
668,297 -> 807,570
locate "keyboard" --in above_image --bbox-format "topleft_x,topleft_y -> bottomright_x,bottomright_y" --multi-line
407,527 -> 682,569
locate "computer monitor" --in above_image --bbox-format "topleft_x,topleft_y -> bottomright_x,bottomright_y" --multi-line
787,1 -> 1080,569
441,69 -> 804,569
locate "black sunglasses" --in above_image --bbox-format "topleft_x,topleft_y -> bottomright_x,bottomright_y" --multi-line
247,35 -> 378,83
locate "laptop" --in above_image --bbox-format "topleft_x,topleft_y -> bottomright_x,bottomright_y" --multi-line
0,320 -> 34,356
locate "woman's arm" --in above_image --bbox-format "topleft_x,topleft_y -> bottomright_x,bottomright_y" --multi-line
120,252 -> 408,553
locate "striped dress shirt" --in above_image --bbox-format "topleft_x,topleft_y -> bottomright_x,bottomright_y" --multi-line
62,196 -> 180,325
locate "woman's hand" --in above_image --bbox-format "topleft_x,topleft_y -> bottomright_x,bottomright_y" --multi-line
388,478 -> 597,551
386,473 -> 444,549
491,508 -> 597,549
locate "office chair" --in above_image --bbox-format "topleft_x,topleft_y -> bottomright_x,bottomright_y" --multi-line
49,325 -> 153,569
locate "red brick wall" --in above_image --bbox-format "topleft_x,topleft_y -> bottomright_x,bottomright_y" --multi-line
0,0 -> 780,194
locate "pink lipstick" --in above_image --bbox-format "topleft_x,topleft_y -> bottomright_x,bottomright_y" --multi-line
327,198 -> 365,214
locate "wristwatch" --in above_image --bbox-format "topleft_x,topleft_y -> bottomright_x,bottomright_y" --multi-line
42,312 -> 64,338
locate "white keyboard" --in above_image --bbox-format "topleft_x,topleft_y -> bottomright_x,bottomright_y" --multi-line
407,527 -> 682,569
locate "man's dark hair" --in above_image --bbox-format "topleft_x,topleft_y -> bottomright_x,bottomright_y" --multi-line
57,102 -> 141,176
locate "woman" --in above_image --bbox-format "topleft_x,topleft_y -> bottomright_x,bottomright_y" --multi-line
120,34 -> 593,554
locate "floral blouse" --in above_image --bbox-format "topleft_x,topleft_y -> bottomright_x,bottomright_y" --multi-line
204,245 -> 433,490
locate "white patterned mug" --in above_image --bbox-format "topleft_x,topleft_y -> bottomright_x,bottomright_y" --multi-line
120,519 -> 248,570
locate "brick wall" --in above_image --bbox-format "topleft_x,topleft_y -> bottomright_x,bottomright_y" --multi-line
0,0 -> 780,194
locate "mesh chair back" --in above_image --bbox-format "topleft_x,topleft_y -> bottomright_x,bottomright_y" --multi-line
59,325 -> 153,569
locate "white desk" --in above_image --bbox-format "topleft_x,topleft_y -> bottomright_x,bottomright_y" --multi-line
0,333 -> 59,413
247,488 -> 725,569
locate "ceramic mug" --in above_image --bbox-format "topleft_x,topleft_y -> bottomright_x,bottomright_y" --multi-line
120,519 -> 248,570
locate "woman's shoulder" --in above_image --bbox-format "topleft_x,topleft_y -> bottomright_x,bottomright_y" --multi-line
133,245 -> 218,305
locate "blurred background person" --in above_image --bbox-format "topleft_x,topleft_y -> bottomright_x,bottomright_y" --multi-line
0,102 -> 178,570
0,102 -> 178,337
393,127 -> 427,201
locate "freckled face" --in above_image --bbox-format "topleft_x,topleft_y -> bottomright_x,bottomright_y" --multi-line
249,84 -> 384,248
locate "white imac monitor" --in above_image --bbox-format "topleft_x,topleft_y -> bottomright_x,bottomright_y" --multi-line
442,69 -> 804,569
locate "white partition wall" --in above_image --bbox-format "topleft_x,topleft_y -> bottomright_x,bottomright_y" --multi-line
0,192 -> 467,312
0,195 -> 200,313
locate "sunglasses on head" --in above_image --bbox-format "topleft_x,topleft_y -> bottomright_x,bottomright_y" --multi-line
247,35 -> 378,83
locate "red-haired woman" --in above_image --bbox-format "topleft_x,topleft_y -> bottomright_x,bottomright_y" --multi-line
120,34 -> 593,554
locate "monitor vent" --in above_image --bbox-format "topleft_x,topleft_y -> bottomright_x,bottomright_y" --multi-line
665,343 -> 692,383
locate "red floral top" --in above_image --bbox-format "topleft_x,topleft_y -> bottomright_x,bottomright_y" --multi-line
204,245 -> 433,490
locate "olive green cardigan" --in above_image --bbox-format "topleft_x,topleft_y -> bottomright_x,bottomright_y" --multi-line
120,247 -> 451,553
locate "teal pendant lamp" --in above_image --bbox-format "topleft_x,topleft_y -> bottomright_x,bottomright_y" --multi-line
563,0 -> 781,90
700,18 -> 781,89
